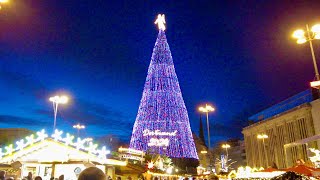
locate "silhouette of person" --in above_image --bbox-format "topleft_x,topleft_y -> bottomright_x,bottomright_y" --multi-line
78,167 -> 107,180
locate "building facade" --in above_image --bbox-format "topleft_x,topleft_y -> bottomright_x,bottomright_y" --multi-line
243,90 -> 320,168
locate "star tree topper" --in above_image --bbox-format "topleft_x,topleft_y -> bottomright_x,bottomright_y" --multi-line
155,14 -> 166,31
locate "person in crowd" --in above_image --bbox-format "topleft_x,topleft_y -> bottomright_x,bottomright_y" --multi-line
58,175 -> 64,180
78,167 -> 107,180
0,171 -> 5,180
27,172 -> 33,180
35,176 -> 42,180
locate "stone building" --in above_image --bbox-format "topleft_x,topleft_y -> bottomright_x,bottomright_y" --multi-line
242,90 -> 320,168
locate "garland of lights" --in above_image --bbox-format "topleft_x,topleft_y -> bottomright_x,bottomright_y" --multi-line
0,129 -> 110,160
129,29 -> 198,159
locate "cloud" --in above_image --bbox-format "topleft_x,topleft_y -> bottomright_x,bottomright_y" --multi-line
0,114 -> 50,126
0,70 -> 49,99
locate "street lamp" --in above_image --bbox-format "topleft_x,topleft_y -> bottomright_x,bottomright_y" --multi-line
49,95 -> 69,131
198,104 -> 215,149
73,123 -> 85,136
292,24 -> 320,82
222,144 -> 231,158
257,134 -> 269,167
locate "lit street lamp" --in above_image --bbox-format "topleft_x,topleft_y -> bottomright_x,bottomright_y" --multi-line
73,123 -> 85,136
198,104 -> 215,149
257,134 -> 269,167
222,144 -> 231,158
292,24 -> 320,82
49,95 -> 69,131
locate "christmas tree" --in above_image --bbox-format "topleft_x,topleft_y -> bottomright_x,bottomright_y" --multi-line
129,15 -> 198,159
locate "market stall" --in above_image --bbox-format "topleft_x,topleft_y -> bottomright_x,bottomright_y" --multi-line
0,129 -> 126,180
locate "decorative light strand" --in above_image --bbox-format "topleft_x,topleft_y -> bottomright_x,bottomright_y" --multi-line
129,27 -> 198,159
0,129 -> 110,160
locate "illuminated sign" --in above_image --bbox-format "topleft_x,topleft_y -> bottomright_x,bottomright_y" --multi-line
148,138 -> 169,147
143,130 -> 177,136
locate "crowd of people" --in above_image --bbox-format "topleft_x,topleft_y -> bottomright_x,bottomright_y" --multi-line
0,167 -> 109,180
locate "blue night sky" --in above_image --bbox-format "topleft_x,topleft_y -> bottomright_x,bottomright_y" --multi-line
1,1 -> 320,144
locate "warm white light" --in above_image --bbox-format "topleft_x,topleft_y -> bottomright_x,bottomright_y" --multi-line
311,24 -> 320,33
75,137 -> 86,149
49,95 -> 69,104
5,144 -> 13,155
222,144 -> 231,149
166,167 -> 173,174
73,124 -> 85,129
64,133 -> 74,145
98,146 -> 110,159
88,142 -> 98,154
148,162 -> 154,169
0,0 -> 9,3
155,14 -> 166,31
199,104 -> 215,113
16,139 -> 25,151
36,129 -> 48,141
200,150 -> 207,154
297,38 -> 307,44
52,129 -> 63,141
292,29 -> 305,39
26,134 -> 35,145
257,134 -> 268,139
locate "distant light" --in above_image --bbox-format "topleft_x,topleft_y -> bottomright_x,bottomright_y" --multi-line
292,29 -> 305,39
222,144 -> 231,149
257,134 -> 268,139
297,38 -> 307,44
315,34 -> 320,40
49,95 -> 69,104
199,104 -> 215,113
0,0 -> 9,3
311,24 -> 320,34
310,81 -> 320,89
200,150 -> 207,154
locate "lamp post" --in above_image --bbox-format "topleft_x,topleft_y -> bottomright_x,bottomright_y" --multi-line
222,144 -> 231,159
257,134 -> 269,167
292,24 -> 320,81
198,104 -> 215,149
49,95 -> 68,131
73,123 -> 85,137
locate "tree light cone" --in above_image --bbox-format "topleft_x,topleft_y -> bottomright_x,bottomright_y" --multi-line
129,30 -> 198,159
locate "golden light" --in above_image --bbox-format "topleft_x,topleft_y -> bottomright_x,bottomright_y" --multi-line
49,95 -> 69,104
222,144 -> 231,149
73,124 -> 85,129
148,162 -> 154,169
297,38 -> 307,44
198,104 -> 215,113
154,14 -> 166,31
257,134 -> 268,139
311,24 -> 320,33
311,80 -> 320,89
200,150 -> 207,154
0,0 -> 9,3
292,29 -> 305,39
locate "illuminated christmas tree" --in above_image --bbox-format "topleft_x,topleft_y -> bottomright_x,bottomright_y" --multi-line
129,14 -> 198,159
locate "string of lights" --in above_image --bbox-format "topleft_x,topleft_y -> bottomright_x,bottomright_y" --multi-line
129,29 -> 198,159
